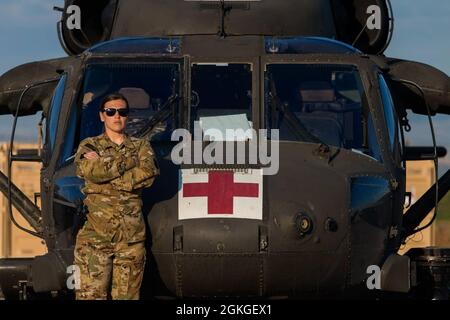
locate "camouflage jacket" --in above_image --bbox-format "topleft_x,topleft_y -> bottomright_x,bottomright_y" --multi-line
75,133 -> 159,242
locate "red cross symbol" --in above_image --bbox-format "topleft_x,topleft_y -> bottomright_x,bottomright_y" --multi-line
183,171 -> 259,214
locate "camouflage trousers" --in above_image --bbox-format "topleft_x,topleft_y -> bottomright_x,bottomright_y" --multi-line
74,221 -> 146,300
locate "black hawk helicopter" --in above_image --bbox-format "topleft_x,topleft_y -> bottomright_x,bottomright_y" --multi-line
0,0 -> 450,299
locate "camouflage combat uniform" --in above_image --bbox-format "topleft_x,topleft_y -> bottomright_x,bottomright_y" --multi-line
74,133 -> 158,300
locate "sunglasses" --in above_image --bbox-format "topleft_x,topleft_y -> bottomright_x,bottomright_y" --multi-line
101,107 -> 130,117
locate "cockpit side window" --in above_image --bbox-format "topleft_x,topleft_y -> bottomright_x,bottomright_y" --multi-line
378,74 -> 397,151
47,74 -> 67,151
265,64 -> 382,162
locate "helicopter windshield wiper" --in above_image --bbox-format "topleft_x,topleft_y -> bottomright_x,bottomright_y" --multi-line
277,101 -> 326,145
268,76 -> 340,162
268,78 -> 328,146
275,98 -> 340,163
135,94 -> 180,138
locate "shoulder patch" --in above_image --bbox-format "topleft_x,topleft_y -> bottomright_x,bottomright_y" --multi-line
80,137 -> 93,147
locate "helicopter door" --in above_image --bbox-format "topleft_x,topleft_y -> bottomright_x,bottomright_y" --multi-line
52,58 -> 185,248
0,56 -> 79,241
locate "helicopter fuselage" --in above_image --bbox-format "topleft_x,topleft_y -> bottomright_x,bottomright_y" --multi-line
38,36 -> 406,298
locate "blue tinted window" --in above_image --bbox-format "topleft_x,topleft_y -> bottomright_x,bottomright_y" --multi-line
351,176 -> 390,211
367,114 -> 383,162
48,74 -> 67,150
378,74 -> 396,150
60,104 -> 78,165
265,37 -> 360,55
88,37 -> 180,54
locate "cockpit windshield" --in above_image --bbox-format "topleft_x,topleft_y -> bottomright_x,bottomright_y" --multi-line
79,63 -> 180,142
59,62 -> 181,165
190,63 -> 252,140
266,64 -> 382,161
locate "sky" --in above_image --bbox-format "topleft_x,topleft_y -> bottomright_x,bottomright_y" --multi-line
383,0 -> 450,173
0,0 -> 449,170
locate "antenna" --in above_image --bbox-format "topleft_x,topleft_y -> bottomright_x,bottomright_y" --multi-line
185,0 -> 259,37
218,0 -> 232,38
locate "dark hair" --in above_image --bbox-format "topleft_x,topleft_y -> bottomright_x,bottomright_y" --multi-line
99,92 -> 129,111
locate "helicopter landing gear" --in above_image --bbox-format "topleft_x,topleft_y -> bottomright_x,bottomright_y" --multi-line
0,285 -> 5,300
407,247 -> 450,300
18,281 -> 29,300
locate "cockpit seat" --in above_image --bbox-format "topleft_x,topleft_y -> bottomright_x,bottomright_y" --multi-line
297,81 -> 345,147
118,87 -> 150,110
119,87 -> 152,136
299,81 -> 343,113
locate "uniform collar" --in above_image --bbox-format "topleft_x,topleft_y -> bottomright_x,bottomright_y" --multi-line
99,132 -> 134,150
122,134 -> 135,150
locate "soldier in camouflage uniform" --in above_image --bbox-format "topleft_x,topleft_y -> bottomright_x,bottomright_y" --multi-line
74,92 -> 158,300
